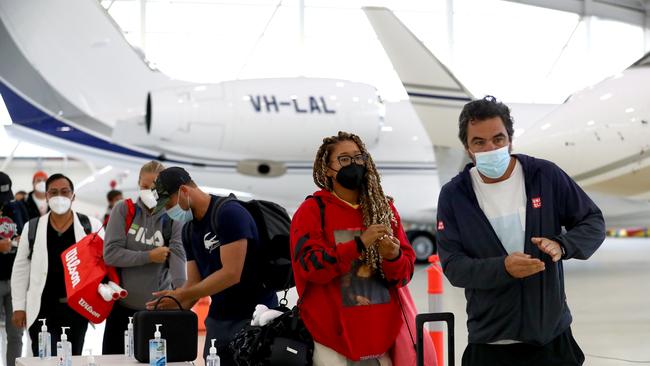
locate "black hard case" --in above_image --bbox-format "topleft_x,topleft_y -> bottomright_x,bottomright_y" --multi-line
133,296 -> 198,363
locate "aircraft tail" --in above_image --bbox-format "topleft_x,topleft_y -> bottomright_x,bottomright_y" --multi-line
363,6 -> 473,149
363,7 -> 473,184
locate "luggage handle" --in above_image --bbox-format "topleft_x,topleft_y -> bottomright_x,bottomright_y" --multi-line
152,295 -> 184,311
415,312 -> 455,366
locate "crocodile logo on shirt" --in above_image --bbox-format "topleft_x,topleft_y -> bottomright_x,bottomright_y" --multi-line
204,233 -> 220,253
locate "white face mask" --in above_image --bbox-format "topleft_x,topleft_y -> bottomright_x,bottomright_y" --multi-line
139,189 -> 157,209
48,196 -> 72,214
35,181 -> 46,193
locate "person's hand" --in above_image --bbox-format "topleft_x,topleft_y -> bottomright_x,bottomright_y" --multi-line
355,295 -> 371,306
148,247 -> 170,263
0,238 -> 12,253
504,252 -> 545,278
12,311 -> 26,329
378,235 -> 400,260
146,288 -> 193,310
531,237 -> 563,262
360,225 -> 390,247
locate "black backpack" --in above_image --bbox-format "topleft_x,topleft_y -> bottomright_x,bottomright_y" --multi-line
182,194 -> 293,291
27,213 -> 92,260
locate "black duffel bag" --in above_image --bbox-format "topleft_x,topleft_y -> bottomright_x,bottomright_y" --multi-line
133,296 -> 198,363
229,301 -> 313,366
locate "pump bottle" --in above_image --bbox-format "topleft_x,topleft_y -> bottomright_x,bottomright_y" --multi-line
205,339 -> 220,366
38,318 -> 51,359
124,316 -> 134,358
148,324 -> 166,366
56,327 -> 72,366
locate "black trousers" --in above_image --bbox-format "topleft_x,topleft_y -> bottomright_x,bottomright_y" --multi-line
28,302 -> 89,356
462,328 -> 585,366
102,301 -> 138,354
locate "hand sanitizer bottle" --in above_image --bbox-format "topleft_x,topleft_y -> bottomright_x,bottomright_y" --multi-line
124,316 -> 134,358
148,324 -> 166,366
205,339 -> 220,366
56,327 -> 72,366
38,318 -> 51,359
85,349 -> 97,366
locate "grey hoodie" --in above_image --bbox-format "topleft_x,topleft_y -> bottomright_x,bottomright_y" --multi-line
103,198 -> 186,310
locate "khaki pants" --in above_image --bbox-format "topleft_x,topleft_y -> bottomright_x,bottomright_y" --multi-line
313,342 -> 392,366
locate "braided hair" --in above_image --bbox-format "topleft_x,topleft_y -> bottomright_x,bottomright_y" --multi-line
313,131 -> 396,276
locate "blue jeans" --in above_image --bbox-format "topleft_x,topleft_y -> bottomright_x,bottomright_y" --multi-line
0,280 -> 23,366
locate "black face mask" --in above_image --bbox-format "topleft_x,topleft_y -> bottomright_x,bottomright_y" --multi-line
334,163 -> 367,190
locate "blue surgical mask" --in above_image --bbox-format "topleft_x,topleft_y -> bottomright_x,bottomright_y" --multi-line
166,190 -> 193,223
473,145 -> 511,179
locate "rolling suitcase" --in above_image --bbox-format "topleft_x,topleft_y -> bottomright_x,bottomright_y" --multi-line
415,312 -> 455,366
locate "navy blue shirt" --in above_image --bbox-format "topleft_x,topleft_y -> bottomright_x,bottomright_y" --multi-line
184,195 -> 277,320
437,154 -> 605,345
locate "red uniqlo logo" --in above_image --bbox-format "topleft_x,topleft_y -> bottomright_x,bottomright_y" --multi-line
437,221 -> 445,230
532,197 -> 542,209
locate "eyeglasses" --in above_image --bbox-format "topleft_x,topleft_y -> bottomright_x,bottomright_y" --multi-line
47,188 -> 73,197
335,153 -> 368,167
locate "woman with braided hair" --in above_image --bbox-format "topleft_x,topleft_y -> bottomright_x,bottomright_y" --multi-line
290,131 -> 416,365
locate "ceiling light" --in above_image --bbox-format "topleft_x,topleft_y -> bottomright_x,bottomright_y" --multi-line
541,123 -> 551,130
625,108 -> 635,113
587,120 -> 595,126
599,93 -> 612,101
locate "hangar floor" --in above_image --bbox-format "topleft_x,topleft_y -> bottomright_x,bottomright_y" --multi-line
408,237 -> 650,366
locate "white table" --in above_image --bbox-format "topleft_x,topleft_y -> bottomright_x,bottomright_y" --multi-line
16,355 -> 194,365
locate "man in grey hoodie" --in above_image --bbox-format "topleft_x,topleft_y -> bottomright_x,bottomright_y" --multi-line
102,161 -> 186,354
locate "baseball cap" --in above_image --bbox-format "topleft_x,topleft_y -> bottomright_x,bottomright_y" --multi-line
0,172 -> 14,204
152,167 -> 192,214
33,171 -> 48,182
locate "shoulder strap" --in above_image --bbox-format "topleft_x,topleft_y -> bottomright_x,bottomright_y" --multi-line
27,217 -> 40,261
76,213 -> 92,235
161,215 -> 172,247
123,199 -> 137,235
208,194 -> 237,237
161,214 -> 173,270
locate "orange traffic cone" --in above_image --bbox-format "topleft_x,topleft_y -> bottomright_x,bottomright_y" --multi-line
191,296 -> 211,334
427,254 -> 444,366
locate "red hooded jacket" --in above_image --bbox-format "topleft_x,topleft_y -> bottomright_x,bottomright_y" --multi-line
290,189 -> 416,360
